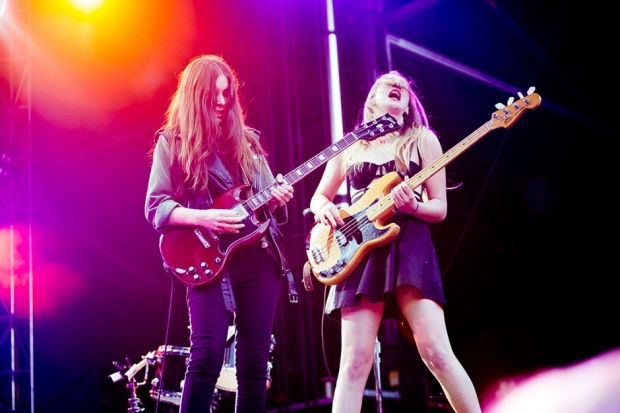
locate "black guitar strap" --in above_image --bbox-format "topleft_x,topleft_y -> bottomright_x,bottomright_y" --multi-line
247,163 -> 299,304
263,206 -> 298,303
281,252 -> 299,303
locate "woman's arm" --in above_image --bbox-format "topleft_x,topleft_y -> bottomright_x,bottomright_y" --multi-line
310,154 -> 346,227
145,133 -> 244,234
145,134 -> 183,233
392,130 -> 447,222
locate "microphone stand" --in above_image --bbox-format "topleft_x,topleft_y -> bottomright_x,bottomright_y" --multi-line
110,352 -> 157,413
373,336 -> 383,413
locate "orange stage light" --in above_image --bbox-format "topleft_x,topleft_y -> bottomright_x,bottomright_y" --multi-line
68,0 -> 104,14
31,0 -> 196,128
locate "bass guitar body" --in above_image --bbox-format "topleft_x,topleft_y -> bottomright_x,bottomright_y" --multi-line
159,184 -> 269,288
306,172 -> 403,285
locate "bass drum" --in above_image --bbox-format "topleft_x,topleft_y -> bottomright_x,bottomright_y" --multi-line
149,331 -> 276,406
216,330 -> 277,392
150,345 -> 188,406
216,332 -> 237,392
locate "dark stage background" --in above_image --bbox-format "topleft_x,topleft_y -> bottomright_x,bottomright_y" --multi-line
1,0 -> 616,412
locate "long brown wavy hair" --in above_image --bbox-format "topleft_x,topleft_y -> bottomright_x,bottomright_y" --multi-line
162,54 -> 267,196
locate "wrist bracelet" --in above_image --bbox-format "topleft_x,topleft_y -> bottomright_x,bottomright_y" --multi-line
412,202 -> 420,215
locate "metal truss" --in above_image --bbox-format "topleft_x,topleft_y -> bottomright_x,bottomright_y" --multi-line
0,0 -> 33,411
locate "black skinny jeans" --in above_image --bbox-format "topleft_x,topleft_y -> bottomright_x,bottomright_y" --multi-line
179,246 -> 282,413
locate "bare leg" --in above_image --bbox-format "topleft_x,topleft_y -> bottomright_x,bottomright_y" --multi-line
332,297 -> 385,413
396,285 -> 481,413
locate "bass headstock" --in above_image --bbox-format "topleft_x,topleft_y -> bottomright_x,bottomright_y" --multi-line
488,87 -> 542,130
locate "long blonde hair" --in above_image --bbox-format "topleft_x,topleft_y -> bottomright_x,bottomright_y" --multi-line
163,54 -> 267,196
342,70 -> 434,175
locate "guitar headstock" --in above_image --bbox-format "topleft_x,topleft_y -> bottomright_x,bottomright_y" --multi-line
488,88 -> 542,130
354,113 -> 400,141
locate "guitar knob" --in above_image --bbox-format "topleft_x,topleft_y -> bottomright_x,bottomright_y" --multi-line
199,263 -> 212,277
188,267 -> 196,274
193,274 -> 201,281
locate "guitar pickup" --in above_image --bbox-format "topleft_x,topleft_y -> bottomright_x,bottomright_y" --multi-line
194,228 -> 213,247
207,229 -> 219,241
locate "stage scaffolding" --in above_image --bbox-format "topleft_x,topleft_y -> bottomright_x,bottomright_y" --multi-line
0,1 -> 34,412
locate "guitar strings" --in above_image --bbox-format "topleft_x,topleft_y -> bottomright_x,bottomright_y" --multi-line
314,166 -> 436,253
245,116 -> 398,214
237,128 -> 378,214
230,116 -> 397,222
319,182 -> 400,245
312,193 -> 396,263
312,213 -> 381,278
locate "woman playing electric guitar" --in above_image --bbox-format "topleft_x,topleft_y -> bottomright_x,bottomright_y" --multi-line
145,55 -> 294,413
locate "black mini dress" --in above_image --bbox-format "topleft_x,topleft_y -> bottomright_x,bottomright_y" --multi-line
325,159 -> 446,320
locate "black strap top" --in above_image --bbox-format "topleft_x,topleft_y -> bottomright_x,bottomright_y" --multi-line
347,159 -> 423,204
348,160 -> 422,189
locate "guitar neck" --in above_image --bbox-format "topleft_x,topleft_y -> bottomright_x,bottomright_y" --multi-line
243,129 -> 374,212
372,122 -> 493,216
409,122 -> 492,190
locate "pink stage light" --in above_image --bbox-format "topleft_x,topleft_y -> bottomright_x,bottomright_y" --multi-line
483,347 -> 620,413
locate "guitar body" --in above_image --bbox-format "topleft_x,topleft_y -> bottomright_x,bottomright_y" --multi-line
306,172 -> 403,285
159,184 -> 270,288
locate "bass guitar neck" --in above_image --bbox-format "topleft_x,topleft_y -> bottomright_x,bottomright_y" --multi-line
307,90 -> 542,285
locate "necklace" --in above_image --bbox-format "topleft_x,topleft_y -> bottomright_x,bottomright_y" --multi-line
374,132 -> 397,145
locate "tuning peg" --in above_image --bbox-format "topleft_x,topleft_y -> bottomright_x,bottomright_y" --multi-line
507,97 -> 514,105
495,103 -> 505,109
527,86 -> 535,95
517,92 -> 524,99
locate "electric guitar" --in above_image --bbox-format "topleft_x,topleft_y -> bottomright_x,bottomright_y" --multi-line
159,114 -> 400,288
306,89 -> 542,286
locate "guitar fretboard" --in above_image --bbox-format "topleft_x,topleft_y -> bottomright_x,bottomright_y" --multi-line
366,92 -> 541,220
242,115 -> 399,212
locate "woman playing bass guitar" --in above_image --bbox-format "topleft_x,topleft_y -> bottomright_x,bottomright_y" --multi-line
308,70 -> 481,413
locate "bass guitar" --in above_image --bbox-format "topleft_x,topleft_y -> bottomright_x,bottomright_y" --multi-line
159,114 -> 400,288
306,89 -> 542,285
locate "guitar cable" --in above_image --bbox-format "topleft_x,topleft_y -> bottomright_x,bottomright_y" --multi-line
320,285 -> 335,392
153,270 -> 176,413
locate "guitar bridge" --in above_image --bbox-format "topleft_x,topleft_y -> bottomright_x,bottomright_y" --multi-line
310,247 -> 326,264
163,262 -> 187,275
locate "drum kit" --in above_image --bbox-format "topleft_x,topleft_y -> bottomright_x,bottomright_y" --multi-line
111,325 -> 276,412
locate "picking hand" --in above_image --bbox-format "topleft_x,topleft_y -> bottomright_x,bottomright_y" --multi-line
314,201 -> 344,227
196,209 -> 244,234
